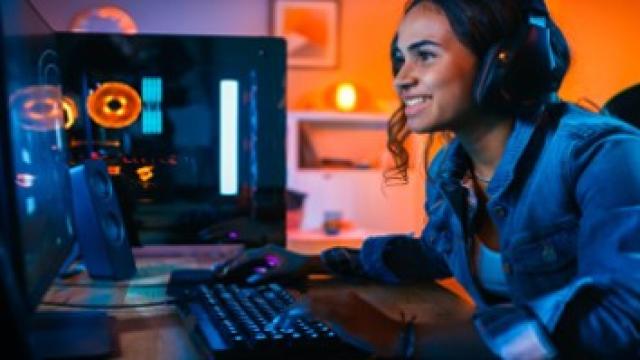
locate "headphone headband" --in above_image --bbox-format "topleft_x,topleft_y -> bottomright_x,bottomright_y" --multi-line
523,0 -> 549,15
473,0 -> 560,115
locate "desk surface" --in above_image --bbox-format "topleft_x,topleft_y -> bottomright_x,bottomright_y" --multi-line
42,245 -> 474,360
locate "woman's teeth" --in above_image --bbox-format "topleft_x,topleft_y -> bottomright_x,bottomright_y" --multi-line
405,96 -> 427,106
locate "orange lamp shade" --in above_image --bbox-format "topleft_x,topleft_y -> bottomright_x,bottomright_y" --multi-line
86,82 -> 141,129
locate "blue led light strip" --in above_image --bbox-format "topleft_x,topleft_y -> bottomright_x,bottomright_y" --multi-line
220,80 -> 239,196
142,77 -> 163,135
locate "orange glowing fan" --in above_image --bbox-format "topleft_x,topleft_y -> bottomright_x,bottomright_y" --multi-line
86,82 -> 141,129
9,85 -> 63,132
62,95 -> 78,129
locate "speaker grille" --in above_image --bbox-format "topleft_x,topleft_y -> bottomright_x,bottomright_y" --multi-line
89,168 -> 113,201
101,212 -> 125,246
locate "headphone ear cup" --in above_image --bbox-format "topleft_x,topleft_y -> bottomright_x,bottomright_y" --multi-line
511,23 -> 560,99
473,42 -> 507,109
473,16 -> 561,114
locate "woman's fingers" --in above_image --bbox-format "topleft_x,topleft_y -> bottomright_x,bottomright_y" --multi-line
211,244 -> 306,285
212,248 -> 282,284
228,248 -> 266,271
247,259 -> 292,284
266,299 -> 311,331
245,265 -> 272,284
211,257 -> 237,276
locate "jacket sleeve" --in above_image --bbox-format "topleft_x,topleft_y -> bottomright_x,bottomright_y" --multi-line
356,171 -> 453,284
474,128 -> 640,359
361,231 -> 453,283
321,175 -> 452,283
320,232 -> 452,283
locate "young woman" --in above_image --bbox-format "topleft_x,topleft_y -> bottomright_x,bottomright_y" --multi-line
218,0 -> 640,358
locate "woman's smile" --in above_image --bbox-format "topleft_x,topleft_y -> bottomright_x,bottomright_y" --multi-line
403,94 -> 432,117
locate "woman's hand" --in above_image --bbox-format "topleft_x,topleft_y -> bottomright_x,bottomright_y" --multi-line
268,289 -> 405,358
213,244 -> 323,284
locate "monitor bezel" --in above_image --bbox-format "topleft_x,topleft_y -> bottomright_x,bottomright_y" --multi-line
0,0 -> 77,311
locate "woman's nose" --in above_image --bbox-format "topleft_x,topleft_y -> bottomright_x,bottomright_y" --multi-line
393,64 -> 417,92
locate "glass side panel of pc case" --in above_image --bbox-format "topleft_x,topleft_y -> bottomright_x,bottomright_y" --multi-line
57,33 -> 286,246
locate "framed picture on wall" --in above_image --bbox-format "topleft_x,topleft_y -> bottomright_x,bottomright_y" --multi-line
271,0 -> 339,68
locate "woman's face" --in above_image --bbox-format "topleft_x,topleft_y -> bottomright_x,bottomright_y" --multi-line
393,2 -> 478,133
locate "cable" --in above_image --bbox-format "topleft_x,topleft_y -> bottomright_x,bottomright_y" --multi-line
41,299 -> 177,309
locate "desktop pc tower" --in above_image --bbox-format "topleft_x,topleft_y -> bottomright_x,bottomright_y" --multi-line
57,33 -> 287,247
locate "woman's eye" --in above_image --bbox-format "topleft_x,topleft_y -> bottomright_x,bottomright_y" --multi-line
392,50 -> 404,63
417,51 -> 435,61
391,53 -> 404,75
393,61 -> 404,75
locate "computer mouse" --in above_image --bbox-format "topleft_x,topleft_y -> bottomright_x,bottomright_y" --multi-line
213,257 -> 307,289
214,257 -> 272,285
167,259 -> 273,299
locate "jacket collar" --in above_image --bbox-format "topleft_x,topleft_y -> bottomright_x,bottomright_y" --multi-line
486,119 -> 537,198
429,118 -> 538,197
428,138 -> 469,184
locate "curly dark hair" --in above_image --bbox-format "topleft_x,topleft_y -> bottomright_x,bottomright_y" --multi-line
384,0 -> 570,184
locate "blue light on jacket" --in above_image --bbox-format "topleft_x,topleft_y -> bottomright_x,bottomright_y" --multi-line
357,104 -> 640,358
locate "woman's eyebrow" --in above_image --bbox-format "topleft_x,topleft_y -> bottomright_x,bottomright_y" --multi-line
407,39 -> 441,51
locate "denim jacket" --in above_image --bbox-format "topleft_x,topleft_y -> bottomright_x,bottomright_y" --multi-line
321,104 -> 640,358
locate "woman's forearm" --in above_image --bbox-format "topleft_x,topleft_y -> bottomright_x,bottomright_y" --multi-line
302,254 -> 329,274
413,320 -> 496,359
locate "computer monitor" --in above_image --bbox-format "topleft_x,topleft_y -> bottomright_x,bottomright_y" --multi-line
0,0 -> 75,312
57,33 -> 287,247
0,1 -> 114,358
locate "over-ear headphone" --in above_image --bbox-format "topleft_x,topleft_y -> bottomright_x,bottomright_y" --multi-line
473,0 -> 562,114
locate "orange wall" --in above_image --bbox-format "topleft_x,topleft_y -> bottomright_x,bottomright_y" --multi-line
548,0 -> 640,107
288,0 -> 640,113
288,1 -> 404,113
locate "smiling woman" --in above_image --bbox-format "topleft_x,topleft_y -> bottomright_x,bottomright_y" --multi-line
219,1 -> 640,358
392,3 -> 478,134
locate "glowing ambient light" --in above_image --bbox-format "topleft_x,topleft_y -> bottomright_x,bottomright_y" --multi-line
21,149 -> 31,164
220,80 -> 239,196
335,82 -> 357,112
62,96 -> 78,129
107,165 -> 121,176
86,81 -> 141,129
142,77 -> 163,135
10,85 -> 63,131
136,166 -> 154,182
26,196 -> 36,215
69,5 -> 138,34
15,173 -> 35,188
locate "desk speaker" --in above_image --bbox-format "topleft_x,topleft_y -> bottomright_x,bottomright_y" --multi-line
69,160 -> 136,279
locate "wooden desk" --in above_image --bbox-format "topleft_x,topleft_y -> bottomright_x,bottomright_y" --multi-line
42,245 -> 474,359
286,228 -> 381,254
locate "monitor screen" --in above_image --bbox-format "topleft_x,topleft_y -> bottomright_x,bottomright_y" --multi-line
57,33 -> 287,246
0,0 -> 75,309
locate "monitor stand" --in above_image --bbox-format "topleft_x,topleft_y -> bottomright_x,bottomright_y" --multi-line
31,311 -> 116,359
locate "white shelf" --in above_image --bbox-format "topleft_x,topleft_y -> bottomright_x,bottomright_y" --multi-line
286,111 -> 426,236
286,228 -> 387,254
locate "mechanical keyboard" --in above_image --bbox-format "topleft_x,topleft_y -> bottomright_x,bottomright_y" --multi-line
171,282 -> 369,359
